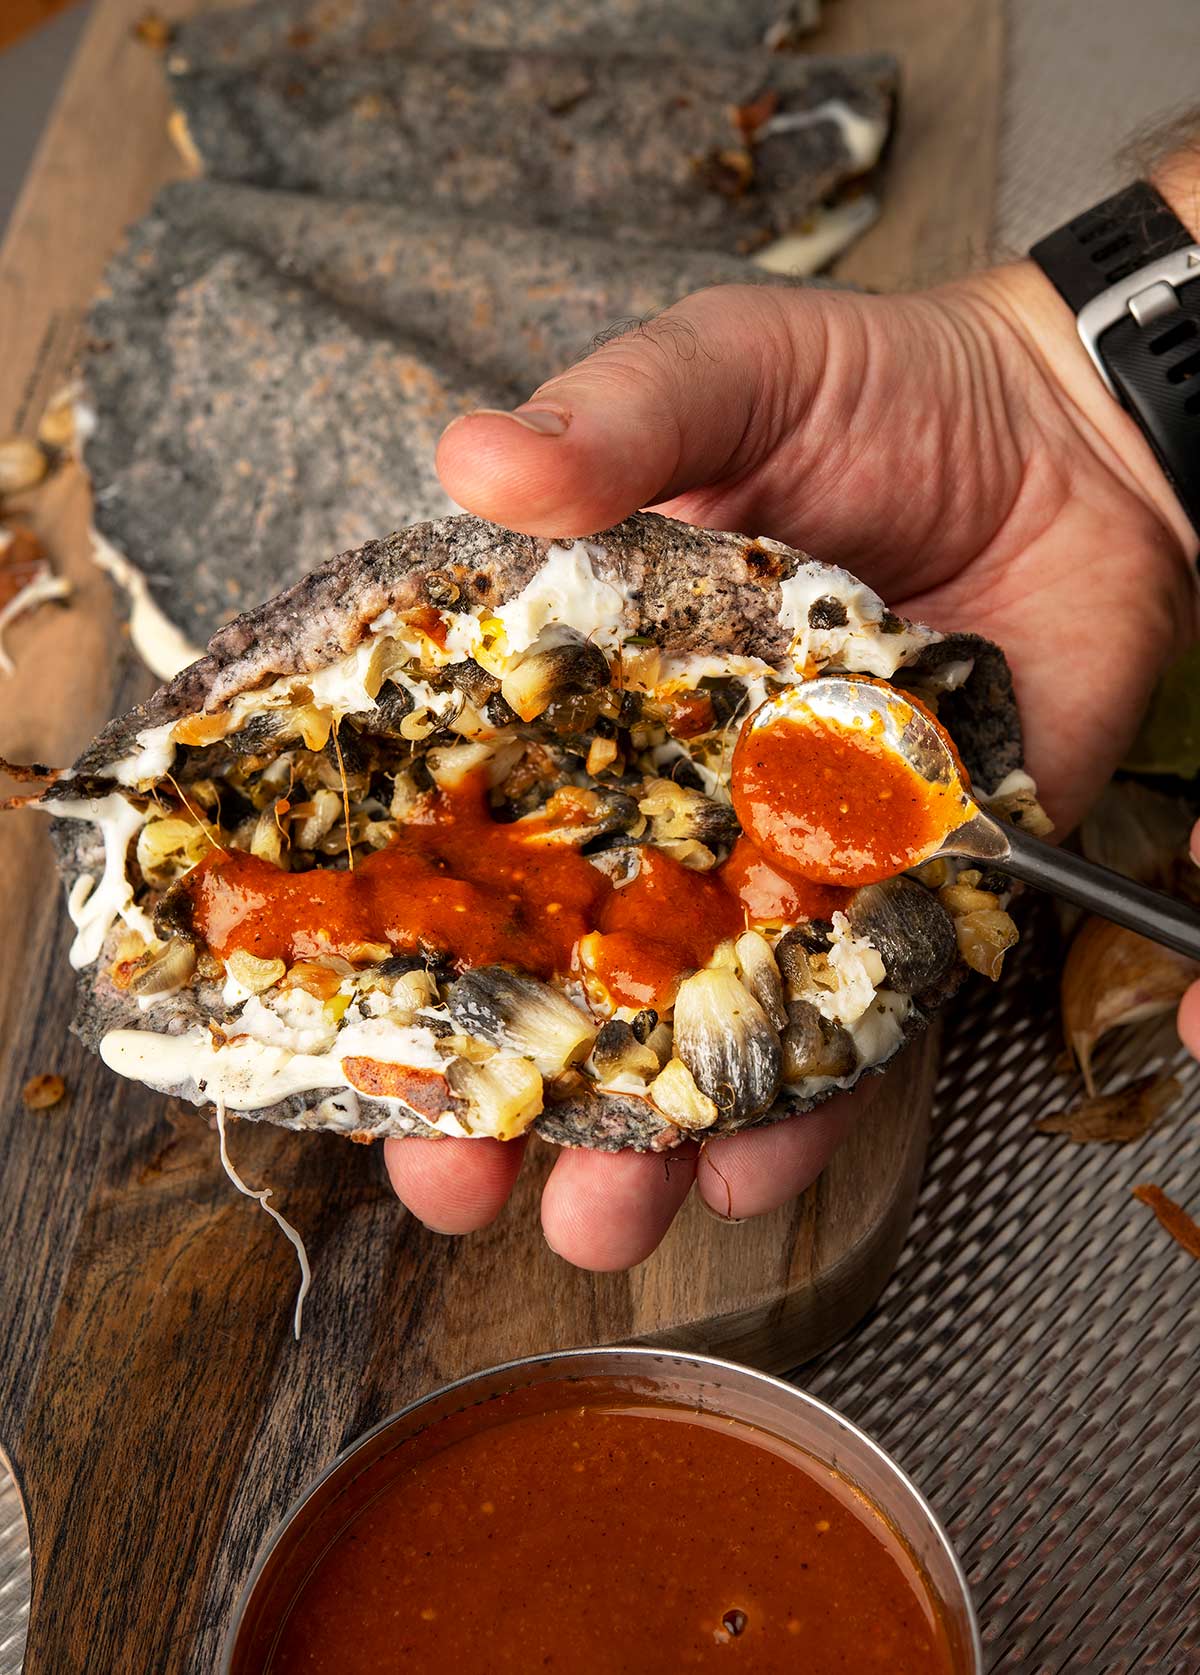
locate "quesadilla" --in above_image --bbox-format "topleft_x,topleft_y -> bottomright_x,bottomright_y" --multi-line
168,0 -> 824,79
85,184 -> 777,656
169,48 -> 894,252
41,512 -> 1038,1152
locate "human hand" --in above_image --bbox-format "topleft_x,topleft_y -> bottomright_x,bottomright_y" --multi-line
386,166 -> 1200,1269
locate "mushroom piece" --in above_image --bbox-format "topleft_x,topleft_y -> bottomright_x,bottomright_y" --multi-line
591,1019 -> 660,1083
225,950 -> 287,994
773,921 -> 833,997
779,999 -> 857,1082
136,814 -> 215,887
152,876 -> 197,944
126,936 -> 197,997
444,657 -> 500,706
446,966 -> 597,1075
734,930 -> 788,1029
424,740 -> 497,789
289,788 -> 342,851
637,778 -> 740,851
370,679 -> 416,736
953,908 -> 1018,979
445,1051 -> 544,1141
672,967 -> 781,1121
249,806 -> 287,868
585,842 -> 642,887
845,877 -> 957,996
499,629 -> 611,723
526,785 -> 641,848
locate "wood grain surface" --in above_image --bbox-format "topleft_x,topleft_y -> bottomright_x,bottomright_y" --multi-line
0,1 -> 1001,1669
827,0 -> 1005,290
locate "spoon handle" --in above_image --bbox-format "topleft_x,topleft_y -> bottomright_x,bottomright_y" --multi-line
999,825 -> 1200,963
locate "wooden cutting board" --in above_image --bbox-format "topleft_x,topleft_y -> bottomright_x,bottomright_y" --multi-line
0,1 -> 1001,1668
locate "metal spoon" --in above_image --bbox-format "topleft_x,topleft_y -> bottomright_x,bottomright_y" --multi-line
744,675 -> 1200,963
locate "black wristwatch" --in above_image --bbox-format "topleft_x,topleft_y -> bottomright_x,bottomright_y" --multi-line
1030,180 -> 1200,537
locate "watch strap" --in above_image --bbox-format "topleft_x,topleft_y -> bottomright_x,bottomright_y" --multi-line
1030,181 -> 1192,313
1031,182 -> 1200,538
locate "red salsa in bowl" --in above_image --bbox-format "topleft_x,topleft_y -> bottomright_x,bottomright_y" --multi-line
226,1352 -> 980,1675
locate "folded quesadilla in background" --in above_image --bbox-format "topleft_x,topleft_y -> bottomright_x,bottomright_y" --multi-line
167,0 -> 824,78
83,184 -> 765,658
168,48 -> 894,252
39,513 -> 1040,1154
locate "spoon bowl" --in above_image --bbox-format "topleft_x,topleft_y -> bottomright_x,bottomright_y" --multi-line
740,676 -> 1200,964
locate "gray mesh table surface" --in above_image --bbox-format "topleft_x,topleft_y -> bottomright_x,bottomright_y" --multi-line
0,1470 -> 28,1675
801,902 -> 1200,1674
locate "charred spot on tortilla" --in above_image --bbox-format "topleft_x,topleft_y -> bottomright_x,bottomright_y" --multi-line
40,511 -> 1038,1152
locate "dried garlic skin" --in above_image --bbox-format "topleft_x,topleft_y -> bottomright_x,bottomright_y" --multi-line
1061,917 -> 1198,1094
1131,1182 -> 1200,1262
1035,1072 -> 1180,1144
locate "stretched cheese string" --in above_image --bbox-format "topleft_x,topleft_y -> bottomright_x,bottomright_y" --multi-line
214,1090 -> 312,1340
330,719 -> 355,871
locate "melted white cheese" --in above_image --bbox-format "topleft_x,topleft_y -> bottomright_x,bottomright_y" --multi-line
753,196 -> 879,278
847,990 -> 910,1067
763,99 -> 889,172
201,635 -> 456,747
780,991 -> 912,1103
47,793 -> 155,968
109,721 -> 178,788
491,541 -> 626,656
653,652 -> 774,690
235,990 -> 341,1055
810,912 -> 887,1027
776,561 -> 938,678
0,569 -> 71,676
304,636 -> 382,713
90,531 -> 201,682
99,1016 -> 474,1130
214,1091 -> 312,1341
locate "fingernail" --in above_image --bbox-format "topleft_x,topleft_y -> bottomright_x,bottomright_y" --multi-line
468,405 -> 569,436
697,1195 -> 746,1226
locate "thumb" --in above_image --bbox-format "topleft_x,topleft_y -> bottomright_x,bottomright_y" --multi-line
435,284 -> 823,536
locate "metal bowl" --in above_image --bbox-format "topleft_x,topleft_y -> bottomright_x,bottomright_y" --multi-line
224,1346 -> 983,1674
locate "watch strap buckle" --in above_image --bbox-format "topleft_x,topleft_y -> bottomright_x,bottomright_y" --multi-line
1077,246 -> 1200,397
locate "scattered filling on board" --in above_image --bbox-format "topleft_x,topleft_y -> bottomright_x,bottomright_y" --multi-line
260,1394 -> 959,1675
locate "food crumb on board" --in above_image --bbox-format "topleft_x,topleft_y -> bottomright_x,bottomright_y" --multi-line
22,1073 -> 66,1110
132,10 -> 175,48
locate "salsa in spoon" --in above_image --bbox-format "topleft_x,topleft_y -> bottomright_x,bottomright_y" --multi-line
731,676 -> 1200,962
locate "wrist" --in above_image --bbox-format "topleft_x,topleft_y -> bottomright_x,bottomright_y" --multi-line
960,258 -> 1197,561
1144,124 -> 1200,242
969,143 -> 1200,566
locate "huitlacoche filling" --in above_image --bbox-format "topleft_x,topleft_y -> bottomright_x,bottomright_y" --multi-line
47,538 -> 1027,1144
